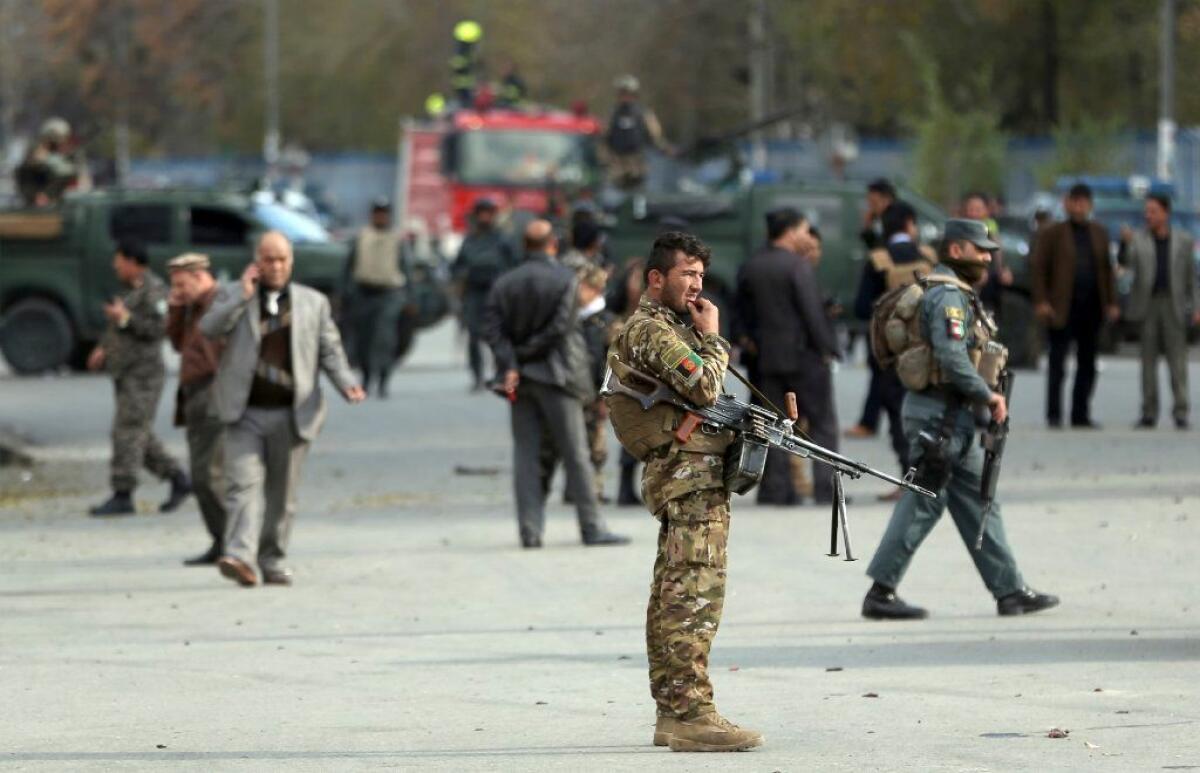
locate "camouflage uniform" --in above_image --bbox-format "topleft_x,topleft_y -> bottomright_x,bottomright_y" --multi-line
608,294 -> 733,720
102,271 -> 182,492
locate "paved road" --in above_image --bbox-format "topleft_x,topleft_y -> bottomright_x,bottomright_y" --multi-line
1,323 -> 1198,771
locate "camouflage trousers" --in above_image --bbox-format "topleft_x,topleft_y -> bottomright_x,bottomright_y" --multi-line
646,487 -> 730,719
110,369 -> 181,492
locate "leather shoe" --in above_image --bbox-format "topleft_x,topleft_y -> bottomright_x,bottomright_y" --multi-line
521,535 -> 542,549
159,473 -> 192,513
217,556 -> 258,587
1070,419 -> 1101,429
1134,417 -> 1155,429
89,491 -> 135,517
997,587 -> 1059,616
862,585 -> 928,620
582,530 -> 631,547
183,544 -> 221,566
1175,418 -> 1190,430
262,567 -> 294,586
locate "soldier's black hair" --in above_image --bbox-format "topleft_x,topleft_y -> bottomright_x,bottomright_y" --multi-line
809,225 -> 822,242
644,231 -> 710,283
766,207 -> 806,241
116,238 -> 149,266
1147,192 -> 1172,212
1067,182 -> 1093,201
867,178 -> 896,199
881,201 -> 917,239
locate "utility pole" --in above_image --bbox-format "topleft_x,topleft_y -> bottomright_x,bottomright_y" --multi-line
263,0 -> 281,172
748,0 -> 770,173
1157,0 -> 1176,181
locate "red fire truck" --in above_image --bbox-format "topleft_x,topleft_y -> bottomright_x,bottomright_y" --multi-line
395,106 -> 601,250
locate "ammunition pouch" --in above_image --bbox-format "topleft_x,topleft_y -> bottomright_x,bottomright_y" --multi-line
723,434 -> 769,495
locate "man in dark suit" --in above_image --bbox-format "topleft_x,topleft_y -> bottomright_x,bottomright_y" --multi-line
1031,183 -> 1119,428
736,208 -> 841,505
483,219 -> 628,548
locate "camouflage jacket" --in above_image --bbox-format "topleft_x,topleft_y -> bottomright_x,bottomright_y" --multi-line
102,270 -> 168,377
609,293 -> 731,515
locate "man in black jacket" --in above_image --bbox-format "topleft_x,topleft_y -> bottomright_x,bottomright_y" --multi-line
736,208 -> 842,505
852,201 -> 934,498
483,220 -> 629,548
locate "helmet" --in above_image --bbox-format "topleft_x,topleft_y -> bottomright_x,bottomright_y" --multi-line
614,75 -> 640,93
40,117 -> 70,142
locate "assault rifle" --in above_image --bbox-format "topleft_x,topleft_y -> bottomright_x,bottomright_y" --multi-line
601,359 -> 938,561
976,369 -> 1013,550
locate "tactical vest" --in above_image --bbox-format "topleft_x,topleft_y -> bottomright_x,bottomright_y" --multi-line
353,228 -> 405,288
867,245 -> 937,290
606,102 -> 648,156
870,274 -> 1006,392
604,338 -> 735,462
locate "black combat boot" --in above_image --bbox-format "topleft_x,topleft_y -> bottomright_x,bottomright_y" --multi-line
862,582 -> 929,620
159,472 -> 193,513
997,588 -> 1060,616
89,491 -> 135,517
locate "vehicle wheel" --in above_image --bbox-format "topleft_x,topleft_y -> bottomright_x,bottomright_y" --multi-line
0,297 -> 75,374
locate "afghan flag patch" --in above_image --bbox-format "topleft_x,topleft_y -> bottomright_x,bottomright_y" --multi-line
663,341 -> 704,386
947,318 -> 965,340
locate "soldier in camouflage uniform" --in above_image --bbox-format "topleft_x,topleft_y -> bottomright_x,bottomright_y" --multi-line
606,232 -> 763,752
87,239 -> 190,516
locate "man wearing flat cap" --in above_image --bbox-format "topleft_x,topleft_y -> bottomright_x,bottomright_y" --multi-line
344,198 -> 408,397
861,219 -> 1059,621
166,253 -> 227,565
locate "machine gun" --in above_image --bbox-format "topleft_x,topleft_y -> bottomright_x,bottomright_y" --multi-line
976,369 -> 1013,550
601,359 -> 938,561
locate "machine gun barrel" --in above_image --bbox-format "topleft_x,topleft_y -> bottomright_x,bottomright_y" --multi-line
772,429 -> 936,498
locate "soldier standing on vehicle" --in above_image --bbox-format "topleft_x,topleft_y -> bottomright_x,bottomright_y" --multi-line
453,198 -> 516,391
607,231 -> 763,752
165,254 -> 227,565
861,219 -> 1059,621
604,75 -> 672,192
87,239 -> 192,517
16,117 -> 83,207
345,199 -> 409,398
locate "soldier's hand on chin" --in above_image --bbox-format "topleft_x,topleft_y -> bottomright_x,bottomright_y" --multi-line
688,297 -> 719,335
987,392 -> 1008,424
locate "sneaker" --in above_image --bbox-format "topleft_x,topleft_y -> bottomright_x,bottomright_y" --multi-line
668,712 -> 763,752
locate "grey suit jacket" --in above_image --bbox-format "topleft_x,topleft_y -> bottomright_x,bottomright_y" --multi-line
200,281 -> 357,441
1123,228 -> 1198,322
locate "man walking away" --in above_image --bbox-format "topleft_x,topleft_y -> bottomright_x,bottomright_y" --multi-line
483,220 -> 628,548
166,254 -> 227,565
736,208 -> 841,505
87,239 -> 191,516
345,198 -> 408,398
1031,183 -> 1119,428
1121,193 -> 1199,429
201,232 -> 364,587
453,198 -> 516,391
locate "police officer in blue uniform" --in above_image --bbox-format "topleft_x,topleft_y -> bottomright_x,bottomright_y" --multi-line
862,219 -> 1060,620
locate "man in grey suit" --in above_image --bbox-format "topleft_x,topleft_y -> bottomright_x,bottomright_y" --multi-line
201,231 -> 365,587
1121,193 -> 1200,429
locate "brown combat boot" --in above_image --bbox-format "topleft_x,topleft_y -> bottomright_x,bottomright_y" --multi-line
653,715 -> 677,747
667,712 -> 763,752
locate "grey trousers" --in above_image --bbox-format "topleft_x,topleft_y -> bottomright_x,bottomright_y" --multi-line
511,379 -> 604,541
866,396 -> 1026,600
183,388 -> 226,547
1139,295 -> 1189,422
222,407 -> 310,571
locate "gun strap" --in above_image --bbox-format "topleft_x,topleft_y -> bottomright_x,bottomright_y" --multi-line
725,362 -> 814,442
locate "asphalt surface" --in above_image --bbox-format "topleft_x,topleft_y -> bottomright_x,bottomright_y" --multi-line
1,322 -> 1198,771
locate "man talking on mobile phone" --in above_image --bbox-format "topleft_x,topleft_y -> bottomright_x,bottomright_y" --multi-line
201,231 -> 364,587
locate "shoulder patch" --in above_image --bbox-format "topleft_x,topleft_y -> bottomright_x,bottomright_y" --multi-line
944,306 -> 964,320
661,339 -> 704,386
946,318 -> 965,340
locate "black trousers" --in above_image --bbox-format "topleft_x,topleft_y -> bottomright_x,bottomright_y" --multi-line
877,367 -> 909,472
1046,304 -> 1101,424
757,362 -> 840,504
857,352 -> 884,430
